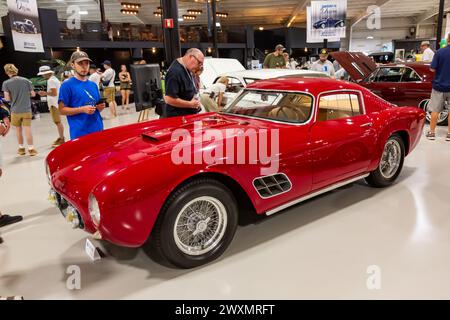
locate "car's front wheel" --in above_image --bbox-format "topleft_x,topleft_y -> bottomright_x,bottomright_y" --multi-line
320,23 -> 326,29
365,134 -> 405,188
20,26 -> 25,33
147,179 -> 238,269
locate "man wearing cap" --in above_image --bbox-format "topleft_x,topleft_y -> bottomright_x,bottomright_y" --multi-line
420,41 -> 435,62
58,51 -> 106,140
263,45 -> 287,69
37,66 -> 65,147
101,60 -> 117,119
310,49 -> 336,78
2,64 -> 37,156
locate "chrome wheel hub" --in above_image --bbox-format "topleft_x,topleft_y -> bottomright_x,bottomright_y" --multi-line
424,100 -> 449,123
174,196 -> 227,256
379,139 -> 401,179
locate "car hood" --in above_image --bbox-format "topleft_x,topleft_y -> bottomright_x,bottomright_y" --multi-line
49,113 -> 266,189
331,51 -> 378,81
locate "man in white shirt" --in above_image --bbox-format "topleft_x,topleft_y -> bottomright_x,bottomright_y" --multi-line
88,65 -> 102,88
310,49 -> 336,78
101,60 -> 117,118
37,66 -> 65,147
420,41 -> 435,62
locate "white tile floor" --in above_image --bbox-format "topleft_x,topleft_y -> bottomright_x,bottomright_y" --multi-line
0,107 -> 450,299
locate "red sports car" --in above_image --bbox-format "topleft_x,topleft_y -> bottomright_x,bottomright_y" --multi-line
332,52 -> 448,125
46,78 -> 425,268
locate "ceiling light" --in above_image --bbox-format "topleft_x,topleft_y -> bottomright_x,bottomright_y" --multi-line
121,2 -> 141,9
154,11 -> 162,17
216,12 -> 228,18
187,9 -> 202,15
79,11 -> 88,15
182,15 -> 196,20
367,36 -> 374,39
258,26 -> 264,31
151,47 -> 157,54
121,9 -> 138,15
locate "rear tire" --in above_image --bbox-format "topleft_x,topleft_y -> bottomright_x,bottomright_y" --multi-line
146,179 -> 238,269
365,134 -> 405,188
420,99 -> 448,126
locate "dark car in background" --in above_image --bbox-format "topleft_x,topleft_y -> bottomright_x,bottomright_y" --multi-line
13,19 -> 38,34
332,51 -> 447,125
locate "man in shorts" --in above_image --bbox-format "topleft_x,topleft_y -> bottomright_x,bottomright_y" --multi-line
37,66 -> 66,147
2,64 -> 37,156
426,33 -> 450,141
101,60 -> 117,118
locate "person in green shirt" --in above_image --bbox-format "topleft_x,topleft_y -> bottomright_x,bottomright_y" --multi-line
263,44 -> 287,69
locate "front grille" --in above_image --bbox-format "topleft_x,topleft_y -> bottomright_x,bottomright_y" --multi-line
253,173 -> 292,198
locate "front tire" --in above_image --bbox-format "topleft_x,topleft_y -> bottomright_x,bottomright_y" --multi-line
147,179 -> 238,269
365,134 -> 405,188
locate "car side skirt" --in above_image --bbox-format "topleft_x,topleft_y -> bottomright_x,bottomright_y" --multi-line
265,173 -> 370,216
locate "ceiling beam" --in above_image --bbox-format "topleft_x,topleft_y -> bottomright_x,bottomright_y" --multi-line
285,0 -> 309,27
414,0 -> 450,24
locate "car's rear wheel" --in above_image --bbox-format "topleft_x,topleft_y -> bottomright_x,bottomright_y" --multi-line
147,179 -> 238,269
321,23 -> 326,29
420,99 -> 449,126
20,26 -> 25,33
365,134 -> 405,188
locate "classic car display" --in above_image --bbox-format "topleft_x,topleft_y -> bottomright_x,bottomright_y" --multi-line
13,19 -> 38,34
200,58 -> 329,106
46,78 -> 425,269
332,51 -> 448,125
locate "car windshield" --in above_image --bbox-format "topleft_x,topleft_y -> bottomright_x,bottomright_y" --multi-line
223,90 -> 314,124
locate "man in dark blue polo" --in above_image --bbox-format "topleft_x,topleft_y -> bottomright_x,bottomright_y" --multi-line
163,48 -> 204,118
427,34 -> 450,141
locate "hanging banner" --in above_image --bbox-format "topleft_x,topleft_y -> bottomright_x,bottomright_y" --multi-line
307,0 -> 347,43
7,0 -> 44,52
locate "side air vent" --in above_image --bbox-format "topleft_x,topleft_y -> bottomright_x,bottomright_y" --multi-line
253,173 -> 292,198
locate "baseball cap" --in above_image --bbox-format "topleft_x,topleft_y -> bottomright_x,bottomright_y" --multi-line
102,60 -> 112,66
421,41 -> 430,46
70,51 -> 92,64
275,44 -> 285,51
320,48 -> 329,55
37,65 -> 54,76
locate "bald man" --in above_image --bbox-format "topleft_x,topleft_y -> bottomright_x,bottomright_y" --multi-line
163,48 -> 205,118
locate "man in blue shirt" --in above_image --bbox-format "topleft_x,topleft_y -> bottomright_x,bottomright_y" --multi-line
427,34 -> 450,141
59,51 -> 106,140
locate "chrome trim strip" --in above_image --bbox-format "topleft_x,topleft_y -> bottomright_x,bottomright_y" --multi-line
221,88 -> 316,127
265,173 -> 369,216
252,172 -> 293,199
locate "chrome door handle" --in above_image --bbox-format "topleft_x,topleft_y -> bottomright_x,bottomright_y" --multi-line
360,122 -> 373,127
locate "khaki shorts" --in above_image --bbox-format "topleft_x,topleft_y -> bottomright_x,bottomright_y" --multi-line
428,89 -> 450,113
49,106 -> 61,124
103,87 -> 116,104
11,112 -> 32,127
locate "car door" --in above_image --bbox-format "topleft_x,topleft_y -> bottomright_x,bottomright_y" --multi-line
310,91 -> 377,190
367,66 -> 403,105
396,67 -> 430,107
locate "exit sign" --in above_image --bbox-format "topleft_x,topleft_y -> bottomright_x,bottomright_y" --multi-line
164,19 -> 174,29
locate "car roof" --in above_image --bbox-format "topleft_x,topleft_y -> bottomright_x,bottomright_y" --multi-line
221,69 -> 328,80
245,77 -> 368,96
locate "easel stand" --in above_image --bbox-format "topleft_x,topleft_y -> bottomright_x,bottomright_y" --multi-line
137,108 -> 151,122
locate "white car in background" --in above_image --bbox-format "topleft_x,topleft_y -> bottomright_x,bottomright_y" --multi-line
199,58 -> 329,106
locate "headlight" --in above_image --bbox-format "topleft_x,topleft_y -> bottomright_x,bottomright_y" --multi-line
88,193 -> 101,226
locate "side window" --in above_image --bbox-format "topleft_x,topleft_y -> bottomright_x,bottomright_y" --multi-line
401,68 -> 421,82
374,67 -> 402,82
226,77 -> 244,93
318,93 -> 361,122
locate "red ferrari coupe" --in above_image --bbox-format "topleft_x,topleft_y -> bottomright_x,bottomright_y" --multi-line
332,51 -> 448,125
46,78 -> 425,268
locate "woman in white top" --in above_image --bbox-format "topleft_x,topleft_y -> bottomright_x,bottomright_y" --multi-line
200,76 -> 229,112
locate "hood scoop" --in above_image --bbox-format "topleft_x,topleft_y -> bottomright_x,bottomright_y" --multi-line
142,128 -> 174,143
